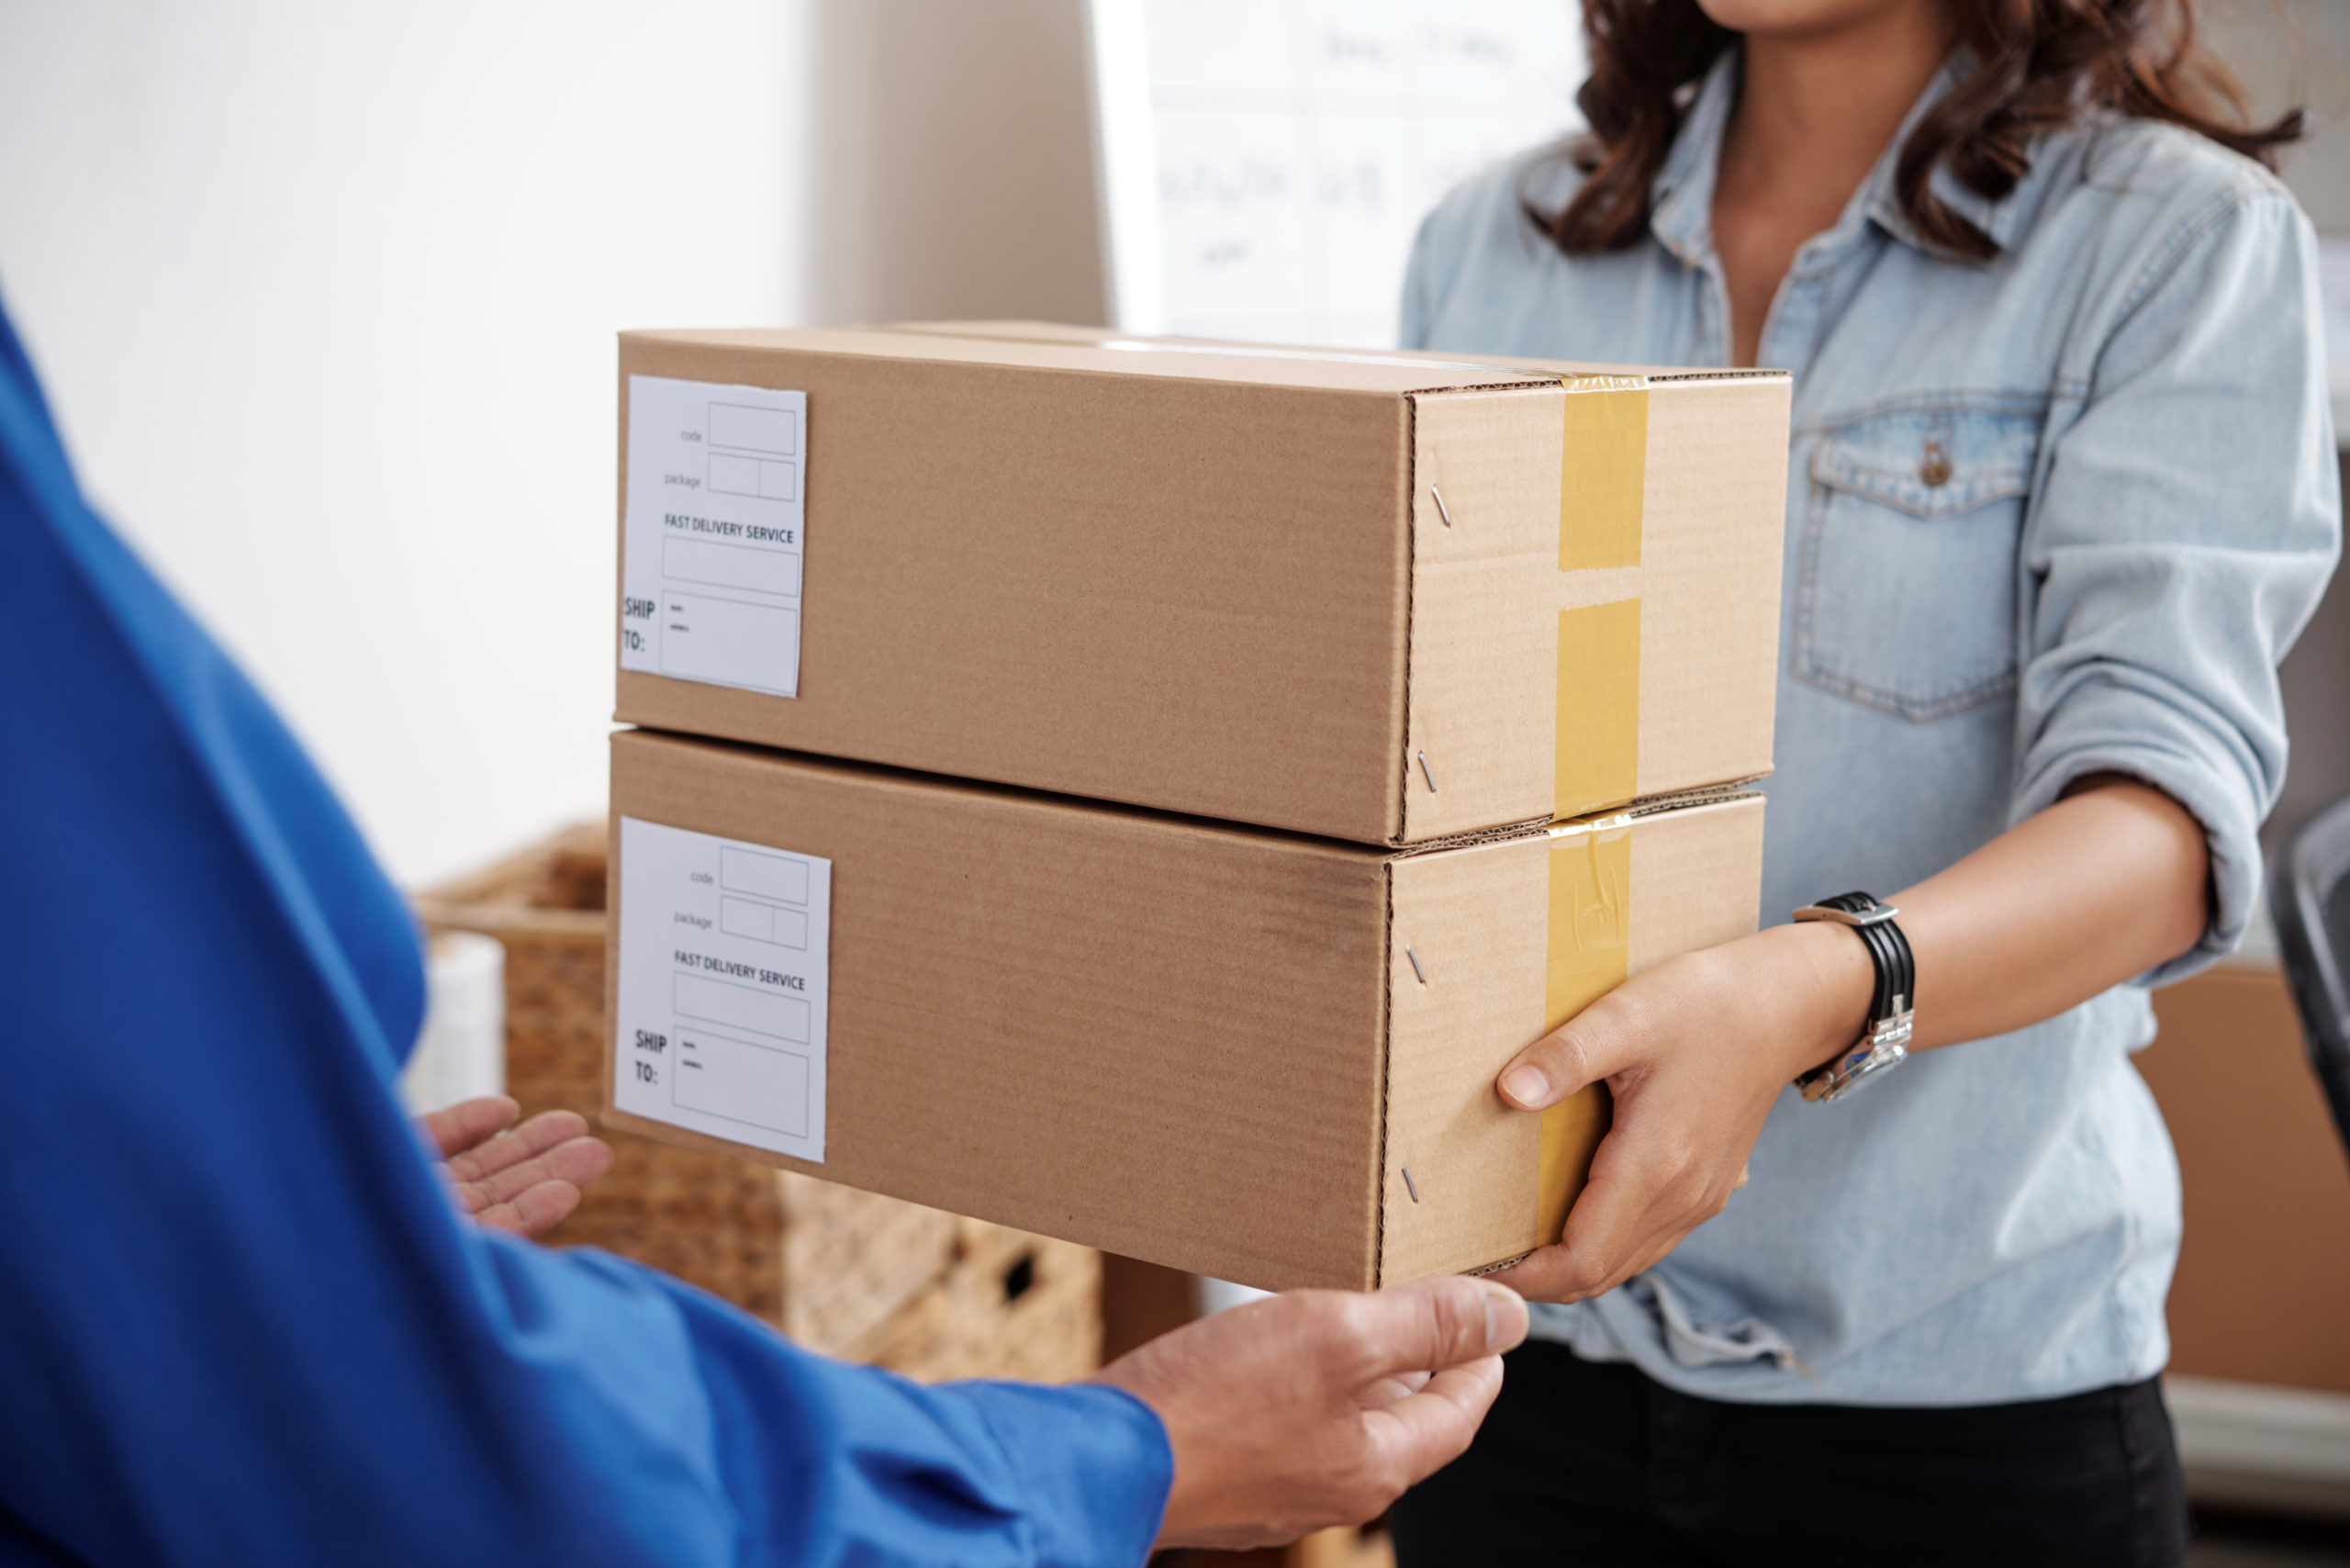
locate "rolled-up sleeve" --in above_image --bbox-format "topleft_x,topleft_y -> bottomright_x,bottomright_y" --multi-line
2011,185 -> 2341,981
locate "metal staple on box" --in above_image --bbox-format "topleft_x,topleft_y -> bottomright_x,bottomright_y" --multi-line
1429,486 -> 1454,528
1405,946 -> 1427,986
1417,751 -> 1438,792
1401,1166 -> 1421,1204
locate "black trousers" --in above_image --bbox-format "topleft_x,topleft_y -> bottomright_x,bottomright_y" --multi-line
1388,1340 -> 2187,1567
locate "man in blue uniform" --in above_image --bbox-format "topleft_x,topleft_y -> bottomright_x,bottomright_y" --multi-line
0,297 -> 1522,1565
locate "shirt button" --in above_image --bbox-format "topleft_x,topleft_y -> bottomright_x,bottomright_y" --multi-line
1920,441 -> 1953,487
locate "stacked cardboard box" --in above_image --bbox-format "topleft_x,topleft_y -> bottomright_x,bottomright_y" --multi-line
417,824 -> 1102,1382
604,323 -> 1790,1290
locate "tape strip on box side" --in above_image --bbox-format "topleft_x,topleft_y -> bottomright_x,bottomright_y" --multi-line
1536,823 -> 1627,1244
1553,375 -> 1648,823
1556,599 -> 1641,821
1559,376 -> 1648,572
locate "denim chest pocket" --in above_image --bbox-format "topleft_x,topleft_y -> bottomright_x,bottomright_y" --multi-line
1795,404 -> 2041,722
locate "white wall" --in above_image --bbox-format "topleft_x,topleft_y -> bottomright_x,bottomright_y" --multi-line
0,0 -> 1110,887
0,1 -> 814,886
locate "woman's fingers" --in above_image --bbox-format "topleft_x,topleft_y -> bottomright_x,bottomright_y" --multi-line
1492,1098 -> 1748,1304
1495,987 -> 1648,1112
1488,942 -> 1786,1304
1488,1160 -> 1662,1302
1491,1212 -> 1685,1304
419,1094 -> 520,1159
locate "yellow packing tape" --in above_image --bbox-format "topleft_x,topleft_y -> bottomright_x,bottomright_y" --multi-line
1557,599 -> 1640,820
1536,823 -> 1628,1247
1559,376 -> 1648,571
1531,375 -> 1646,1248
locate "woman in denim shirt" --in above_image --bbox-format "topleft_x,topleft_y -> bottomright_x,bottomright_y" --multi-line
1390,0 -> 2340,1562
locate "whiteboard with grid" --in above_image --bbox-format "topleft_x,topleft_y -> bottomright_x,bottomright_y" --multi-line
1089,0 -> 1587,349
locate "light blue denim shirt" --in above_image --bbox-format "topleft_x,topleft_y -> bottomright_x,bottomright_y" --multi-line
1404,54 -> 2341,1406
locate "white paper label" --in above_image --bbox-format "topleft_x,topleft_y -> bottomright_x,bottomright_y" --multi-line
621,375 -> 809,698
613,816 -> 830,1161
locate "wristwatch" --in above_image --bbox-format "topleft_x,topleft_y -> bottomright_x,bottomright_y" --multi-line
1791,891 -> 1914,1103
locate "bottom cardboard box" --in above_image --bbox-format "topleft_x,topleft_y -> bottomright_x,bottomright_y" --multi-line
605,729 -> 1763,1290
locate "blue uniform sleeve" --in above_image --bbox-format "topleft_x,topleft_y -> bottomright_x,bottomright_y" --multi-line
0,298 -> 1171,1567
2010,185 -> 2341,982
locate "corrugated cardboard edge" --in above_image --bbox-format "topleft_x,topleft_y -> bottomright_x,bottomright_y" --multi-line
1393,392 -> 1422,855
1374,846 -> 1397,1292
1382,782 -> 1765,860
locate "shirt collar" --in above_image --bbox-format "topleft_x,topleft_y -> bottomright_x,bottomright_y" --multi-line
1646,53 -> 1739,269
1647,47 -> 2025,269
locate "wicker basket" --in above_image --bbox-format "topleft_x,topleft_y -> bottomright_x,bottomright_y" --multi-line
415,823 -> 1101,1374
856,1218 -> 1103,1383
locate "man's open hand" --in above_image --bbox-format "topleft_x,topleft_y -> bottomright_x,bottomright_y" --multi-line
420,1095 -> 614,1239
1091,1276 -> 1527,1550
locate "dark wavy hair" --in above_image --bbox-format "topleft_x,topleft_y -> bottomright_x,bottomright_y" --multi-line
1538,0 -> 2304,260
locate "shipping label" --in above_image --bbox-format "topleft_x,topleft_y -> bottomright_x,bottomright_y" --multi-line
613,816 -> 830,1161
621,375 -> 809,697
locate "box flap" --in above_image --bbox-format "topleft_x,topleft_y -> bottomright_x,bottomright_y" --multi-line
628,324 -> 1551,397
893,321 -> 1792,389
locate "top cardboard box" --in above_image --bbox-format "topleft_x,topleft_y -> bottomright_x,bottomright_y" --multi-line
615,322 -> 1790,846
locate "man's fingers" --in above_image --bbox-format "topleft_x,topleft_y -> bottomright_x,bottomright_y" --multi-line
473,1180 -> 585,1238
1360,1356 -> 1506,1486
445,1109 -> 594,1185
1495,990 -> 1644,1112
1325,1276 -> 1527,1387
459,1135 -> 613,1210
420,1095 -> 520,1159
428,1101 -> 612,1239
1350,1369 -> 1432,1410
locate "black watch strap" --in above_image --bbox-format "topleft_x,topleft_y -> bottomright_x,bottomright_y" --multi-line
1790,890 -> 1915,1103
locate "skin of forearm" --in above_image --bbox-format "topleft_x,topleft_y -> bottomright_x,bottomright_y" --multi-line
1790,775 -> 2211,1063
